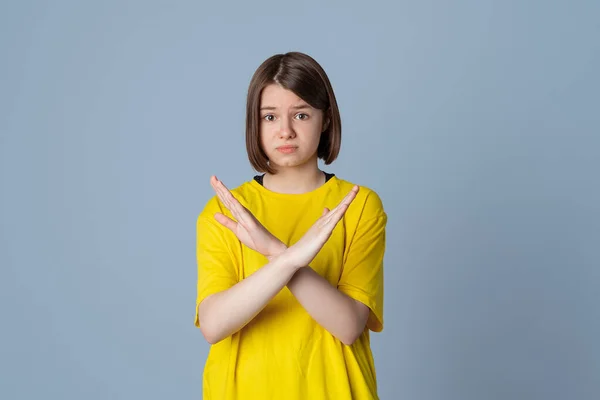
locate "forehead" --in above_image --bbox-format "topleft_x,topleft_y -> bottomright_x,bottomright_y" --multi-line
260,84 -> 309,107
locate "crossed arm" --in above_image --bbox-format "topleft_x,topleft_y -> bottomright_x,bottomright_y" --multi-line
287,258 -> 370,345
197,176 -> 370,346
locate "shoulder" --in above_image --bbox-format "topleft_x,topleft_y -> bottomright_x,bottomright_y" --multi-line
333,177 -> 387,222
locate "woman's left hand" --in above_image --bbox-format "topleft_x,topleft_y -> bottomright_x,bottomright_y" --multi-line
210,175 -> 286,260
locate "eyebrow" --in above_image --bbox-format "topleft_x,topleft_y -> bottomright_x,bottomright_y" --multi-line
260,104 -> 312,111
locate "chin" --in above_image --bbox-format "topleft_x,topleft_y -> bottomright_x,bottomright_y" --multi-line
267,149 -> 318,169
274,161 -> 300,168
278,160 -> 313,169
267,155 -> 298,168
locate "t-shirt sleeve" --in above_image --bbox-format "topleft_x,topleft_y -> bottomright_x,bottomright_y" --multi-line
337,193 -> 387,332
194,212 -> 238,328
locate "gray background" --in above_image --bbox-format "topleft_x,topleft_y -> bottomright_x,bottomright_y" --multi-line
1,1 -> 599,399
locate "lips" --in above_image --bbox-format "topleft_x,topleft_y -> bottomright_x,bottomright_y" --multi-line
276,145 -> 298,154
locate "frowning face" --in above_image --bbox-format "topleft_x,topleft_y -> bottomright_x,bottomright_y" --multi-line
259,84 -> 329,171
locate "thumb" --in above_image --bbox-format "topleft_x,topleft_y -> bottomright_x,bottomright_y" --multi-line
214,212 -> 237,231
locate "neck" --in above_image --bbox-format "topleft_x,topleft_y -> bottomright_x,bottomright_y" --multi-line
263,162 -> 325,194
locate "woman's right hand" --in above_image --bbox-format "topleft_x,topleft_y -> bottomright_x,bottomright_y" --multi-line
210,175 -> 287,259
283,185 -> 360,270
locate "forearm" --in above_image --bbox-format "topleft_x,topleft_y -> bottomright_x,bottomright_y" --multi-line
198,254 -> 297,344
270,244 -> 368,345
287,266 -> 369,345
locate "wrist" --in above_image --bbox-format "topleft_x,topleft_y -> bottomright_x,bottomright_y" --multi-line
266,241 -> 288,262
277,245 -> 306,272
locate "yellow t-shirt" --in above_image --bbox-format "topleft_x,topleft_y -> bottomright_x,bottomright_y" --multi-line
194,175 -> 387,400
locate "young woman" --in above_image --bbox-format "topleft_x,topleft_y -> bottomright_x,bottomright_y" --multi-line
194,52 -> 387,399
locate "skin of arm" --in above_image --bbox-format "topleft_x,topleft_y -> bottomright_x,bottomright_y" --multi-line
198,242 -> 368,346
197,252 -> 301,345
272,243 -> 370,346
203,176 -> 366,345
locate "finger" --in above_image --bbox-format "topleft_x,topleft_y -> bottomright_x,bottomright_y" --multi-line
214,177 -> 253,226
213,178 -> 240,220
210,175 -> 221,196
329,202 -> 350,221
321,195 -> 357,231
215,177 -> 239,212
218,181 -> 250,224
338,185 -> 359,208
211,176 -> 231,209
316,194 -> 352,227
212,176 -> 231,207
328,186 -> 359,215
214,212 -> 237,232
323,186 -> 359,223
336,188 -> 358,214
222,187 -> 250,223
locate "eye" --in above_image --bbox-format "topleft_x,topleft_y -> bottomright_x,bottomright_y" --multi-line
296,113 -> 309,120
263,114 -> 275,122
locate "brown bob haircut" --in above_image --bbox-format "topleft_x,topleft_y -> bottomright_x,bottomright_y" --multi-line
246,52 -> 342,174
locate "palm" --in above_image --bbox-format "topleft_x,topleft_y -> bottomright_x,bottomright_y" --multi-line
229,210 -> 278,256
210,176 -> 283,258
287,185 -> 360,268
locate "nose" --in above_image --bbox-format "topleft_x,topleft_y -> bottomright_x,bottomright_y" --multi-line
278,115 -> 296,139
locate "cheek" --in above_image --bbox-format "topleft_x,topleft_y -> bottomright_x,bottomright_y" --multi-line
258,130 -> 272,155
310,130 -> 323,147
259,124 -> 274,138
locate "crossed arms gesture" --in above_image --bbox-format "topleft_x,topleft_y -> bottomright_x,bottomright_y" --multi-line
197,176 -> 370,345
